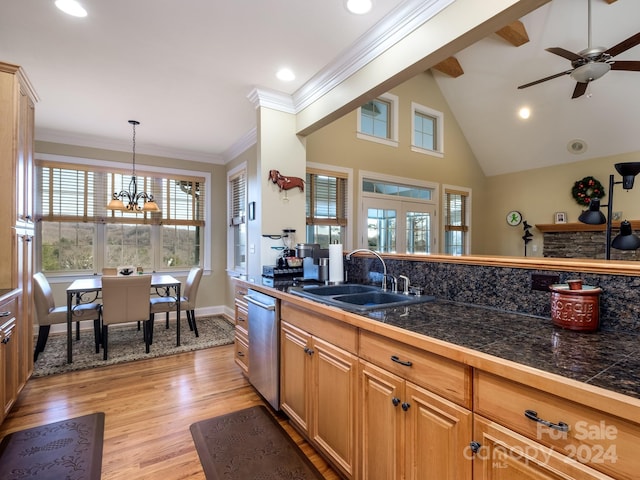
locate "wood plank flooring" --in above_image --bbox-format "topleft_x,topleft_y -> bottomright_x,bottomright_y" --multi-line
0,344 -> 340,479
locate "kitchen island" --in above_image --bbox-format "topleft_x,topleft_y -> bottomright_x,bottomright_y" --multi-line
234,278 -> 639,479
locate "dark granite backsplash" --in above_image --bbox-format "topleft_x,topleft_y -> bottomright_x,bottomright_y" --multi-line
345,257 -> 640,333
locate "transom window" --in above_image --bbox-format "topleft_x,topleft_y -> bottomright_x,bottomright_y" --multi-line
37,158 -> 207,274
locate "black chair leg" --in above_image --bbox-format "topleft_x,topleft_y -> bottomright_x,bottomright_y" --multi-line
33,325 -> 51,362
165,312 -> 169,329
189,310 -> 199,337
102,325 -> 109,360
93,319 -> 101,354
143,320 -> 151,353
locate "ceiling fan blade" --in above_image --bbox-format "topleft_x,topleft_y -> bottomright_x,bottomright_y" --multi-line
604,32 -> 640,57
610,60 -> 640,72
545,47 -> 583,61
572,82 -> 589,99
517,70 -> 573,90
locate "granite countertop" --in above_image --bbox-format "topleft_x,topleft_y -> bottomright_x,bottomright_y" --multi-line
359,299 -> 640,400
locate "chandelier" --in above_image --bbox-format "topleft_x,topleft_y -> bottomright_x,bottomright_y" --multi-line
107,120 -> 160,212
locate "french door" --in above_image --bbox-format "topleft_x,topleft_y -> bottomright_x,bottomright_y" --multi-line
361,198 -> 436,254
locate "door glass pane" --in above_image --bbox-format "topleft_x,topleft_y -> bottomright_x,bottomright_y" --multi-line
367,208 -> 396,253
406,211 -> 431,254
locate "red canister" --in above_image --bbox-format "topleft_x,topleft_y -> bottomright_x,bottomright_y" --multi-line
549,283 -> 601,332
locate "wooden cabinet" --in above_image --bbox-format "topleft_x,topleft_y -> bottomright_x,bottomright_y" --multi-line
1,296 -> 19,422
281,302 -> 358,479
0,61 -> 36,426
359,358 -> 473,480
473,370 -> 638,480
233,281 -> 249,375
473,415 -> 615,480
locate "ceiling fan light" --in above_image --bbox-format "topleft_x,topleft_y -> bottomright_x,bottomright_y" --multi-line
570,62 -> 611,83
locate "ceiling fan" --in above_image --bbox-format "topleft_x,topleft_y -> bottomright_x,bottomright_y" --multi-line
517,0 -> 640,99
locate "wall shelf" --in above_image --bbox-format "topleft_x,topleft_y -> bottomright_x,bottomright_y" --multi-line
535,221 -> 640,233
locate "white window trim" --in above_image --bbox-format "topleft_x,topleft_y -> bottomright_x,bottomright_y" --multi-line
226,162 -> 247,276
411,101 -> 444,158
36,153 -> 212,281
358,169 -> 439,252
356,92 -> 399,148
442,183 -> 472,255
307,162 -> 354,251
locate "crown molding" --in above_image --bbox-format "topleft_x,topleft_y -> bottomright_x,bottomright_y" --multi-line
247,88 -> 296,113
223,127 -> 257,163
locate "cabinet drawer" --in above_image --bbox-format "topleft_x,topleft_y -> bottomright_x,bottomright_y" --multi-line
234,331 -> 249,375
359,330 -> 471,408
0,297 -> 17,323
234,282 -> 248,304
475,370 -> 640,480
235,301 -> 248,335
281,302 -> 357,354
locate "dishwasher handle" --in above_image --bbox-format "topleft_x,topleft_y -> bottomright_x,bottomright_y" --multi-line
244,295 -> 276,311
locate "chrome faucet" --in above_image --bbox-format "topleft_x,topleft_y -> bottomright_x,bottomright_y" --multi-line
398,275 -> 410,295
345,248 -> 388,291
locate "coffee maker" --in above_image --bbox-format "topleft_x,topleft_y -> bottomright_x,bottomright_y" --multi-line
295,243 -> 329,282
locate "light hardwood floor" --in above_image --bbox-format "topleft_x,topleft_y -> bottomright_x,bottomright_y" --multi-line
0,344 -> 340,479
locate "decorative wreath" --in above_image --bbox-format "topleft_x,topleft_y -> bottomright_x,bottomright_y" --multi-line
571,176 -> 605,206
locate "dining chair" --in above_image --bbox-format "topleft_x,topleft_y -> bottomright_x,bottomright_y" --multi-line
150,267 -> 202,340
33,272 -> 101,361
99,274 -> 152,360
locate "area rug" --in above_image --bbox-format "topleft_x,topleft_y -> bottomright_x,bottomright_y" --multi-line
0,412 -> 104,480
190,405 -> 324,480
33,315 -> 235,377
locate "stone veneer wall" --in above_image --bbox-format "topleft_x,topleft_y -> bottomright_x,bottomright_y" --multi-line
345,257 -> 640,333
542,231 -> 640,261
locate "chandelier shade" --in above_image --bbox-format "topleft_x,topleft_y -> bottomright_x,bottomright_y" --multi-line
107,120 -> 160,212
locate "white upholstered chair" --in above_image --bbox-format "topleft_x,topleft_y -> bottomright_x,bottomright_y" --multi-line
33,272 -> 101,361
99,274 -> 152,360
150,267 -> 203,339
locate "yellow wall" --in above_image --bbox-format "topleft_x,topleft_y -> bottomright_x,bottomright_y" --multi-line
305,71 -> 492,253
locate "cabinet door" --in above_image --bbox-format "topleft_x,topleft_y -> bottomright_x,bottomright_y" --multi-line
473,416 -> 615,480
359,360 -> 404,480
0,305 -> 18,421
17,230 -> 34,386
311,336 -> 358,479
404,382 -> 472,480
280,321 -> 312,434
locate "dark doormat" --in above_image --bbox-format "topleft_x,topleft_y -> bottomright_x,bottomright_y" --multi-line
0,412 -> 105,480
190,405 -> 324,480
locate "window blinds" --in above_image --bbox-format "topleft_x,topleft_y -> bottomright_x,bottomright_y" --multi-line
306,169 -> 347,226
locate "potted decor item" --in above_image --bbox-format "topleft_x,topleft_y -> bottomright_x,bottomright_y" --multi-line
549,281 -> 601,332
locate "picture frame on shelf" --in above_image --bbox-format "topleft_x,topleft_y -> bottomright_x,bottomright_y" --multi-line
554,212 -> 567,224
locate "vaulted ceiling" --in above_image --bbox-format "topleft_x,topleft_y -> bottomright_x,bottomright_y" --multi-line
1,0 -> 638,176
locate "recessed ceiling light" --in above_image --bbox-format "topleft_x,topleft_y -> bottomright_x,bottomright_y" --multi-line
55,0 -> 87,18
276,68 -> 295,82
346,0 -> 373,15
518,107 -> 531,119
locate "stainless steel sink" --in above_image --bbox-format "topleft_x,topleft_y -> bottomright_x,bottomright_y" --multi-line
289,284 -> 435,312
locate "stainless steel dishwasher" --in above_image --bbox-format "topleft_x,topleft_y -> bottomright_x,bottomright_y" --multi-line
245,288 -> 280,410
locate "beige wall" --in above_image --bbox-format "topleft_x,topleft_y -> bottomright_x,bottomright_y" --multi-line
486,151 -> 640,257
305,71 -> 491,253
35,141 -> 228,312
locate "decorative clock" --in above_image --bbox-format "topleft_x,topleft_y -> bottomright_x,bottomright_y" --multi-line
506,210 -> 522,226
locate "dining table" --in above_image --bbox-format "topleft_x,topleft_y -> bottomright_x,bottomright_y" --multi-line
66,273 -> 181,363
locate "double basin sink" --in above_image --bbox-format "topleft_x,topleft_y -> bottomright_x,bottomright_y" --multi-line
288,283 -> 435,313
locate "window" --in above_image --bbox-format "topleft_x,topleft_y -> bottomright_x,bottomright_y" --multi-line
360,173 -> 437,254
306,168 -> 348,248
37,158 -> 206,274
411,102 -> 444,157
227,166 -> 246,273
444,186 -> 470,255
357,93 -> 399,147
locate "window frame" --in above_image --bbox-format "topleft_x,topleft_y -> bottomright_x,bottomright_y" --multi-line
443,184 -> 471,255
305,162 -> 353,250
411,101 -> 444,158
356,92 -> 399,148
227,162 -> 247,275
35,153 -> 211,279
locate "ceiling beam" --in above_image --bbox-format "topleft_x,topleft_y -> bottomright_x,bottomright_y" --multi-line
495,20 -> 529,46
431,57 -> 464,78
